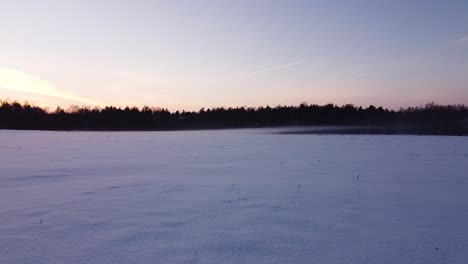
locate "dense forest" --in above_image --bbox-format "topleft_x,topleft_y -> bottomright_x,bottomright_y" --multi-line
0,100 -> 467,134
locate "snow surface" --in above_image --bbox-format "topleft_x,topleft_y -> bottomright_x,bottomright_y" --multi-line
1,129 -> 467,264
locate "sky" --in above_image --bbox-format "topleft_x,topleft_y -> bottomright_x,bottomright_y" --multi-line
0,0 -> 467,111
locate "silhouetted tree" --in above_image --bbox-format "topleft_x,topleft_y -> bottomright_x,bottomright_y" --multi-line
0,99 -> 466,134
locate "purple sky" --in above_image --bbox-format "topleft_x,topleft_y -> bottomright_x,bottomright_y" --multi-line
1,0 -> 467,110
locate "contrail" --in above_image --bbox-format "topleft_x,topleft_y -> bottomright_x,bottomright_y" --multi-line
0,69 -> 101,106
247,61 -> 303,76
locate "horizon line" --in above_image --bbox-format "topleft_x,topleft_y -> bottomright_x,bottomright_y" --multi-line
1,98 -> 463,113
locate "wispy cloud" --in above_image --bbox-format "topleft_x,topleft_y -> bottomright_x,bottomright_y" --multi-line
452,36 -> 468,46
245,61 -> 303,79
0,69 -> 101,105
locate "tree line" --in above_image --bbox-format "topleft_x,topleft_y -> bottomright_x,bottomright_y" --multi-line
0,100 -> 467,134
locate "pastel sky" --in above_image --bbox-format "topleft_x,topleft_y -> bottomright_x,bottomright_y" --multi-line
1,0 -> 467,111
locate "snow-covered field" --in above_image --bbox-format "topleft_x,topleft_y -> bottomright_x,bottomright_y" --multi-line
1,129 -> 467,264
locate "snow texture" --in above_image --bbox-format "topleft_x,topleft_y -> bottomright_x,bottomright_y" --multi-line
1,129 -> 468,263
